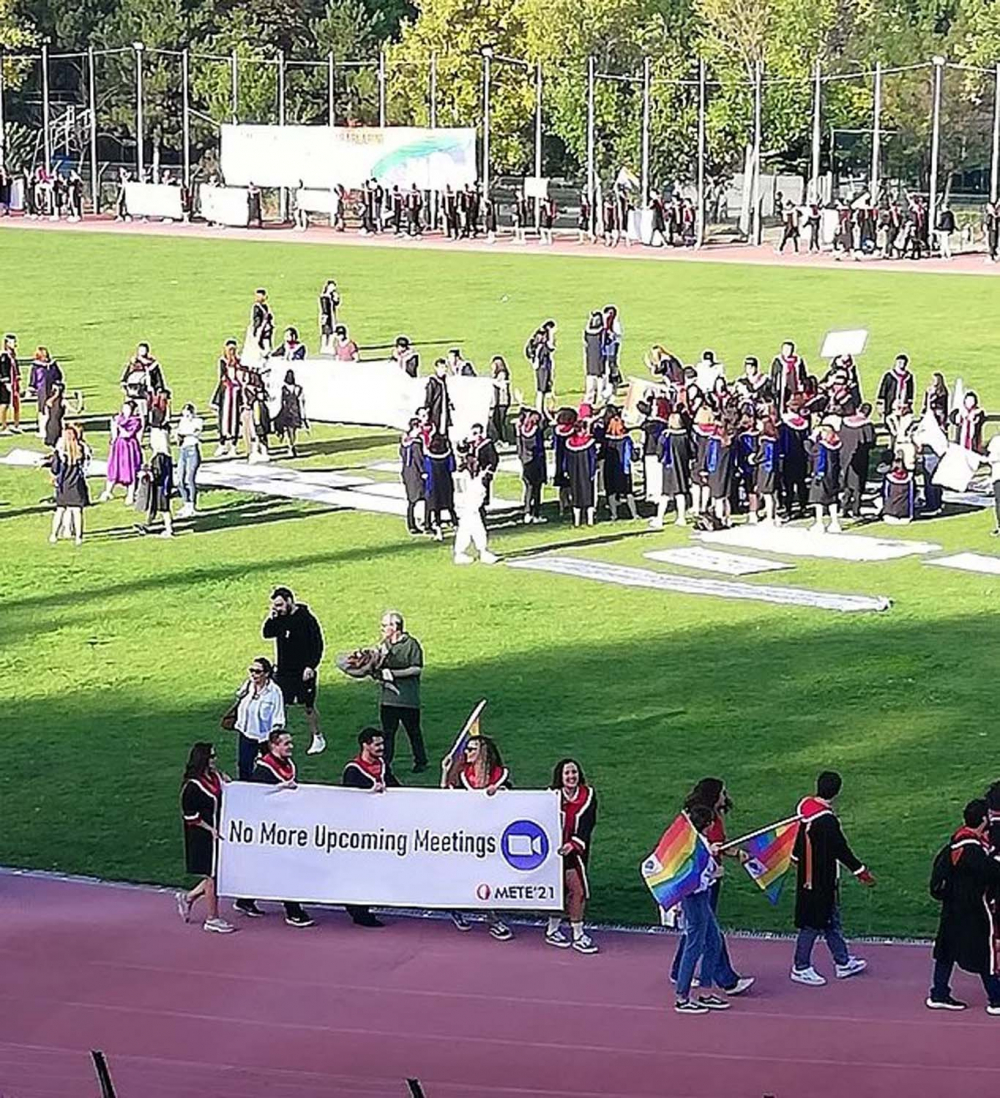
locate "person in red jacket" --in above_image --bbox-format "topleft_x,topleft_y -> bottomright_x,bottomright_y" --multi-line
790,771 -> 875,986
545,758 -> 598,954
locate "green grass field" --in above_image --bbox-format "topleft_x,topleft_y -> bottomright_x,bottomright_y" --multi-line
1,225 -> 998,938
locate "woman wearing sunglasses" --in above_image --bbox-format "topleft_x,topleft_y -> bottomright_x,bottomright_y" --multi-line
176,742 -> 234,933
231,657 -> 286,781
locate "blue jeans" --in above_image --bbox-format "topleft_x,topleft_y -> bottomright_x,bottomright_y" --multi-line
930,958 -> 1000,1006
670,881 -> 739,989
794,903 -> 850,970
675,889 -> 723,999
237,733 -> 262,781
178,445 -> 200,507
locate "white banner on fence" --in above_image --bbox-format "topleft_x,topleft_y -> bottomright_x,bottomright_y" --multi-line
263,358 -> 493,437
199,184 -> 249,226
124,182 -> 184,220
217,783 -> 564,909
221,125 -> 478,191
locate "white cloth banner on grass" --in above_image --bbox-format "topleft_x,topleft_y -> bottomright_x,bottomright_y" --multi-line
696,525 -> 940,561
644,547 -> 793,576
932,444 -> 982,492
507,556 -> 891,613
217,783 -> 563,910
221,125 -> 477,190
925,552 -> 1000,576
124,182 -> 184,220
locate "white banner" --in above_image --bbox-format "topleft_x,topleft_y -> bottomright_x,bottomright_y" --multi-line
199,184 -> 249,226
217,783 -> 564,909
263,358 -> 493,438
296,187 -> 341,217
124,182 -> 184,220
221,125 -> 477,191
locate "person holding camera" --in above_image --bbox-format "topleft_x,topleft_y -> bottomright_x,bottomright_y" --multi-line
263,587 -> 325,756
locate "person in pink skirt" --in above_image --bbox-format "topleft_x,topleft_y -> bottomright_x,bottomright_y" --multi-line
100,400 -> 144,504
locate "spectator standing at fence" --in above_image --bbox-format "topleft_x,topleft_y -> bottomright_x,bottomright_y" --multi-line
174,402 -> 203,518
176,742 -> 235,934
790,771 -> 875,987
263,587 -> 326,757
318,280 -> 340,353
926,799 -> 1000,1013
247,182 -> 263,229
341,728 -> 401,928
377,611 -> 428,773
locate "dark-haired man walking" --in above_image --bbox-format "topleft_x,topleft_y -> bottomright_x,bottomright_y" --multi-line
263,587 -> 325,756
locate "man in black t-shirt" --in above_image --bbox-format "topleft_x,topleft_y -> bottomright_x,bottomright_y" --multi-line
263,586 -> 325,756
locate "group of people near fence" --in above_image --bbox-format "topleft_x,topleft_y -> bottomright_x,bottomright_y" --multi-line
0,164 -> 85,221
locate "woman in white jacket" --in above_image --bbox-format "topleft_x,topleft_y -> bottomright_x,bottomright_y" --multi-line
453,451 -> 498,565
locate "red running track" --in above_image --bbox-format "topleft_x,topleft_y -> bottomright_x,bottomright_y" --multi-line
1,872 -> 997,1098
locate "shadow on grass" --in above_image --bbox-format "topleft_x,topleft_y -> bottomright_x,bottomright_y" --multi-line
293,432 -> 400,458
1,610 -> 994,937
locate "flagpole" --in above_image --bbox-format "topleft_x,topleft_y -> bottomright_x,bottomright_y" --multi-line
442,698 -> 488,766
718,815 -> 799,853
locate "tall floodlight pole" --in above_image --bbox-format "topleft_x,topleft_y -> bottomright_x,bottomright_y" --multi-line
696,59 -> 706,248
378,48 -> 387,126
586,54 -> 595,236
928,55 -> 944,220
42,41 -> 52,171
992,62 -> 1000,202
181,48 -> 191,190
534,61 -> 543,228
327,52 -> 335,126
641,55 -> 651,202
277,49 -> 287,220
752,59 -> 763,246
134,42 -> 145,179
0,48 -> 6,172
810,59 -> 821,200
230,50 -> 239,124
429,52 -> 438,127
482,47 -> 492,199
88,46 -> 99,211
871,60 -> 882,200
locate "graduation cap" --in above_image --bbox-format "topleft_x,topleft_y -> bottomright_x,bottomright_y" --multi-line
255,288 -> 267,296
225,338 -> 238,348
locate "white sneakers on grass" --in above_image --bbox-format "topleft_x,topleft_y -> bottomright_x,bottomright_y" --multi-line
306,735 -> 326,755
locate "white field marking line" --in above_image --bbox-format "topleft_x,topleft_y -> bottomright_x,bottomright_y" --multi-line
643,547 -> 792,575
0,865 -> 933,946
507,555 -> 891,612
925,552 -> 1000,575
0,994 -> 997,1069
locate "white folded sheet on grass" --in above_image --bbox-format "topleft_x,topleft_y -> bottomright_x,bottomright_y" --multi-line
696,524 -> 939,562
925,552 -> 1000,576
644,547 -> 792,576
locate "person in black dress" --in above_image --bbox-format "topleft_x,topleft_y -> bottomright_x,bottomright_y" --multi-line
807,422 -> 843,533
400,418 -> 427,534
566,417 -> 597,527
602,415 -> 638,520
44,383 -> 67,449
175,742 -> 235,934
753,416 -> 780,525
318,280 -> 340,354
706,416 -> 736,527
137,431 -> 175,539
839,404 -> 875,519
583,311 -> 605,406
424,433 -> 456,540
250,288 -> 274,358
516,408 -> 548,524
273,369 -> 306,457
651,411 -> 691,528
779,400 -> 810,519
48,424 -> 90,545
425,359 -> 453,436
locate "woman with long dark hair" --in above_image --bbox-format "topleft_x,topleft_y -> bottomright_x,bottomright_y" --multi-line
670,777 -> 754,997
273,369 -> 306,458
545,758 -> 598,954
176,742 -> 235,933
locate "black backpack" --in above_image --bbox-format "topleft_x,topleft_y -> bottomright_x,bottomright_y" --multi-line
929,843 -> 953,902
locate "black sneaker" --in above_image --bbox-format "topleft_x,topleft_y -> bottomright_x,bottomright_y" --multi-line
351,912 -> 385,928
697,995 -> 732,1011
674,999 -> 709,1015
412,762 -> 429,774
233,900 -> 264,918
925,995 -> 967,1011
285,911 -> 315,928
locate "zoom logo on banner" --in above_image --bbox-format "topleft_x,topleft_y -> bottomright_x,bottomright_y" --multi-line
501,820 -> 549,871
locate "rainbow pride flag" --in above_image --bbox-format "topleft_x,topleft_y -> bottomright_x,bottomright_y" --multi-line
641,813 -> 713,912
742,820 -> 800,904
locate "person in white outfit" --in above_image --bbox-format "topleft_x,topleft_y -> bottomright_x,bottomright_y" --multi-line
453,451 -> 498,565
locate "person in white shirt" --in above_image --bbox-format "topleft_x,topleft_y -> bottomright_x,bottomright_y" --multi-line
453,451 -> 498,565
233,657 -> 286,780
173,403 -> 203,518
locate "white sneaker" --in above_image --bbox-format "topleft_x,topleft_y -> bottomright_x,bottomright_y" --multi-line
810,521 -> 825,534
835,957 -> 867,979
724,976 -> 755,996
674,516 -> 686,527
479,550 -> 499,564
791,966 -> 827,986
450,911 -> 472,932
158,529 -> 173,538
648,518 -> 664,530
177,504 -> 192,518
454,552 -> 474,564
828,521 -> 843,534
489,920 -> 513,942
572,933 -> 599,954
203,917 -> 236,934
306,735 -> 326,756
545,929 -> 571,949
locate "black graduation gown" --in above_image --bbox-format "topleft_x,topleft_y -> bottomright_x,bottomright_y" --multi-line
877,369 -> 914,414
603,435 -> 635,495
517,424 -> 547,487
807,438 -> 842,506
779,417 -> 809,481
552,424 -> 573,488
793,809 -> 864,930
691,426 -> 715,487
342,757 -> 401,790
400,438 -> 426,503
425,375 -> 452,434
319,292 -> 338,335
882,470 -> 914,519
706,435 -> 734,499
424,449 -> 455,512
474,437 -> 499,504
273,384 -> 305,434
566,436 -> 597,508
584,329 -> 603,377
933,830 -> 1000,976
839,417 -> 875,491
658,428 -> 690,496
754,435 -> 779,495
45,398 -> 65,448
181,776 -> 220,877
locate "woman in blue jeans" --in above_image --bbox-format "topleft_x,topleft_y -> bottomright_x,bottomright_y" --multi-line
174,402 -> 203,518
671,778 -> 754,996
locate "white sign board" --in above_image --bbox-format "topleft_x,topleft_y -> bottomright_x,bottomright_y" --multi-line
523,176 -> 549,200
296,187 -> 341,217
199,184 -> 249,226
221,125 -> 477,191
820,329 -> 868,359
124,182 -> 184,220
263,358 -> 494,438
217,783 -> 564,910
